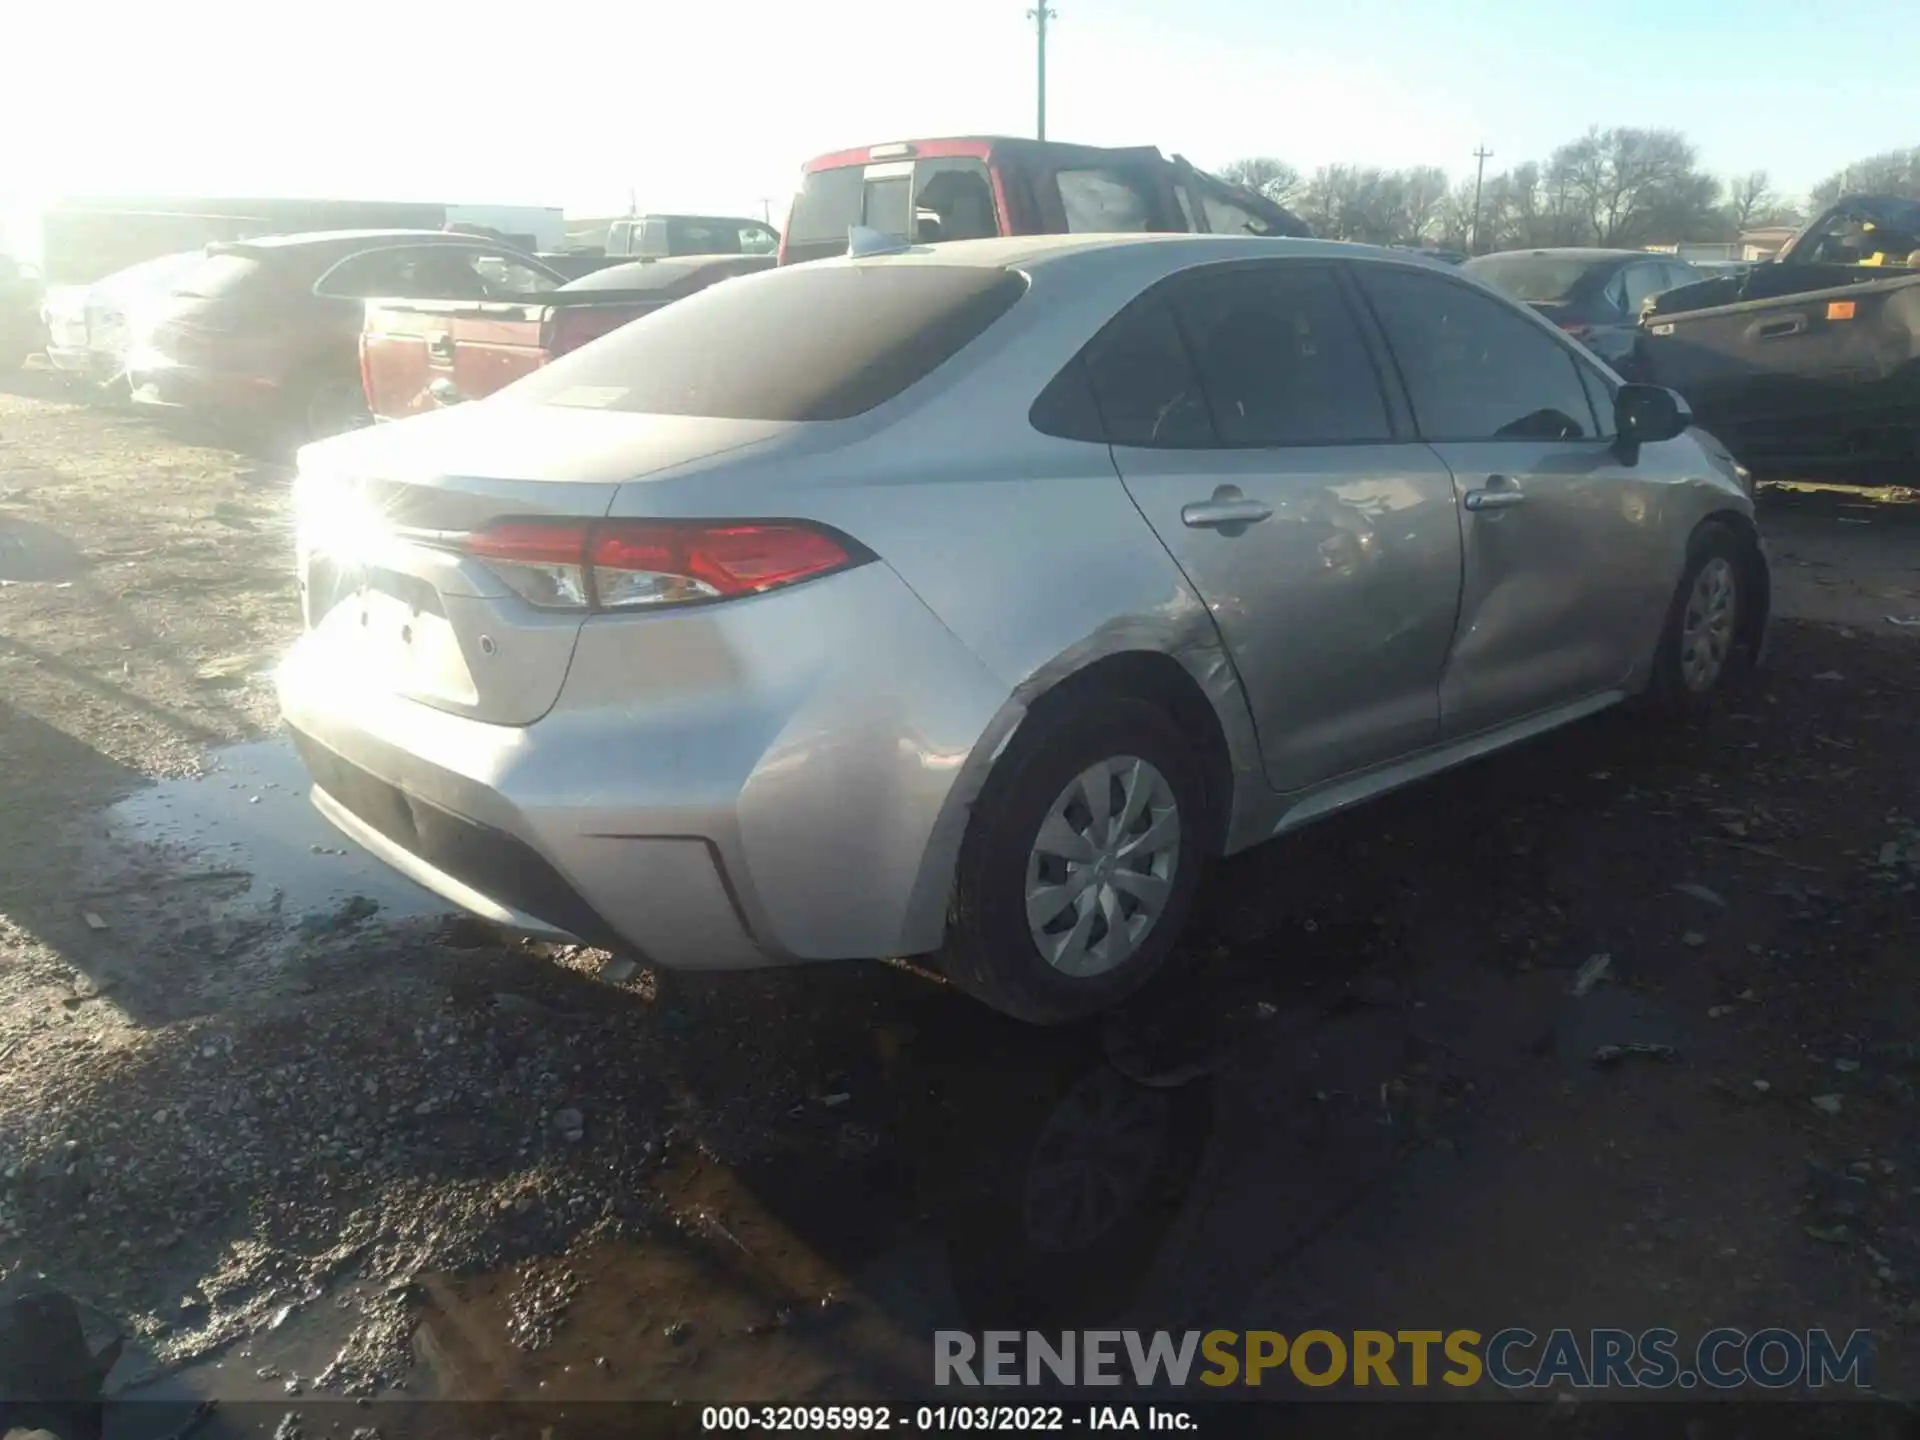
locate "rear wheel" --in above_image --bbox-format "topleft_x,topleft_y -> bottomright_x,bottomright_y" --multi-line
936,697 -> 1208,1025
289,369 -> 371,448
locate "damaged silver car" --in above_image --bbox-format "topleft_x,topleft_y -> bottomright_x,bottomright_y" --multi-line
281,234 -> 1770,1024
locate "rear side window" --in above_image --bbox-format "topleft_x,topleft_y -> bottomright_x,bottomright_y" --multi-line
1198,191 -> 1263,238
506,264 -> 1028,421
1082,300 -> 1215,447
787,167 -> 866,245
1169,266 -> 1391,446
913,158 -> 998,244
1359,266 -> 1599,441
1056,168 -> 1158,232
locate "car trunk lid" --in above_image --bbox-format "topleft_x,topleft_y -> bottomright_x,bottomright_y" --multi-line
293,402 -> 787,725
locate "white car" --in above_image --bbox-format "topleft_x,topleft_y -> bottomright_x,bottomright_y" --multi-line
43,251 -> 203,383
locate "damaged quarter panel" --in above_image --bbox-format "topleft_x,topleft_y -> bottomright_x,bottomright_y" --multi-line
658,260 -> 1264,954
825,444 -> 1261,952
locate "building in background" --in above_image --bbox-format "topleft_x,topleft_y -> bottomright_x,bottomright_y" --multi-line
1738,224 -> 1801,261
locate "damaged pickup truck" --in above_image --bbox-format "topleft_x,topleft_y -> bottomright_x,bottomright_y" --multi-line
1637,194 -> 1920,481
778,136 -> 1312,265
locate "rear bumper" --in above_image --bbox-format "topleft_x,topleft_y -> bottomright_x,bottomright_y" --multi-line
129,362 -> 277,415
276,560 -> 1017,970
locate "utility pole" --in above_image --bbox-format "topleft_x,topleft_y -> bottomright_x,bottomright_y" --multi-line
1470,145 -> 1493,255
1027,5 -> 1057,141
757,197 -> 773,224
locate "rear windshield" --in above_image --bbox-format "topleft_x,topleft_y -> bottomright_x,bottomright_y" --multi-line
506,264 -> 1028,421
1462,254 -> 1608,303
169,252 -> 267,299
558,257 -> 768,295
665,218 -> 748,254
786,167 -> 867,246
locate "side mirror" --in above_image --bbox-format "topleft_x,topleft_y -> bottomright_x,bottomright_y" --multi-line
1615,383 -> 1690,445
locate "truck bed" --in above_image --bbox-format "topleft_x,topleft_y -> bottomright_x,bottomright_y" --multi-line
360,254 -> 775,420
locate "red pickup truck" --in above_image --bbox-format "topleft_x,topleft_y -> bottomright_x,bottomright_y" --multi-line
779,136 -> 1311,265
359,253 -> 773,420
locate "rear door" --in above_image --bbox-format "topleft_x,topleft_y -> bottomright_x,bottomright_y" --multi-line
1090,261 -> 1463,791
1354,263 -> 1671,736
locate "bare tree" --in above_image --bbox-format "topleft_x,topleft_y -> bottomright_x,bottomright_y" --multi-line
1809,146 -> 1920,206
1400,166 -> 1450,246
1545,127 -> 1722,246
1725,170 -> 1776,231
1216,157 -> 1304,206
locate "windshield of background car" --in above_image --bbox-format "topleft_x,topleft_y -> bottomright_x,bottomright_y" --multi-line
505,264 -> 1029,421
1463,254 -> 1606,303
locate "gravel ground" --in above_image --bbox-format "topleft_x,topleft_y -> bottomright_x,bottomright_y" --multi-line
2,373 -> 1918,1423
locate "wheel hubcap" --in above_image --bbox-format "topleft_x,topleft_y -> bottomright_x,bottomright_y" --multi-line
1025,756 -> 1181,978
1679,556 -> 1738,693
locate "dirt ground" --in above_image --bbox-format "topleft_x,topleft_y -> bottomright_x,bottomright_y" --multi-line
1,369 -> 1918,1432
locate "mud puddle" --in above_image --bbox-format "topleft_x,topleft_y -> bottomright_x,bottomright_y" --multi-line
413,1154 -> 940,1403
98,736 -> 446,927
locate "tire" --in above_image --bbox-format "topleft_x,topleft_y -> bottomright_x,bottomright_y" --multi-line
937,696 -> 1208,1025
1646,521 -> 1754,709
288,368 -> 371,448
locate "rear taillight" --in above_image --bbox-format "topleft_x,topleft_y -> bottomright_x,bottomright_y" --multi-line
460,519 -> 865,612
1558,322 -> 1593,340
463,521 -> 596,609
357,333 -> 374,413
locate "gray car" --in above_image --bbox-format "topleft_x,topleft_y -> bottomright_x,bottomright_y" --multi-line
279,234 -> 1771,1024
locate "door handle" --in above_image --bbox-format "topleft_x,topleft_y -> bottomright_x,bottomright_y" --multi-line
1181,498 -> 1273,528
1754,316 -> 1807,340
426,332 -> 455,362
1464,478 -> 1526,512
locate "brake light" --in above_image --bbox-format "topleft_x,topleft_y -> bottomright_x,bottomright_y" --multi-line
461,519 -> 864,611
463,521 -> 595,609
1558,322 -> 1592,339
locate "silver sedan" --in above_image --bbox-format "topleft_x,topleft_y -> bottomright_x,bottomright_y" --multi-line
279,233 -> 1770,1024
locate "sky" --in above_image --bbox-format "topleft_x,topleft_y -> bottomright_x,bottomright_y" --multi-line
4,0 -> 1916,240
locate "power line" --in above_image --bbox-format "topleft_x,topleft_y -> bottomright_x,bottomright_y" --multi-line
1027,6 -> 1058,141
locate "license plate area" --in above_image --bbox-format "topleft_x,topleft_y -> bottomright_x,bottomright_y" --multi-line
309,561 -> 476,705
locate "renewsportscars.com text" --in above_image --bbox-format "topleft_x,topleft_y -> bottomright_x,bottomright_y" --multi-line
935,1328 -> 1874,1391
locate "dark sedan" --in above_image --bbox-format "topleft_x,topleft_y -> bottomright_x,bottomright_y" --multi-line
128,230 -> 564,445
1462,248 -> 1705,379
